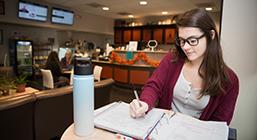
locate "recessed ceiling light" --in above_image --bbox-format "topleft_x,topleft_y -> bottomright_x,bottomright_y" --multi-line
139,1 -> 147,5
205,7 -> 213,11
128,15 -> 134,18
162,11 -> 168,15
102,7 -> 109,11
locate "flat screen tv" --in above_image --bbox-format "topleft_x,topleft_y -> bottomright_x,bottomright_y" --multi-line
18,1 -> 48,21
51,8 -> 74,25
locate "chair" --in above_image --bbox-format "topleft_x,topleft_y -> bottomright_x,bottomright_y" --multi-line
41,69 -> 67,89
93,65 -> 103,82
0,94 -> 36,140
41,69 -> 54,89
228,128 -> 237,140
69,69 -> 74,85
34,86 -> 73,140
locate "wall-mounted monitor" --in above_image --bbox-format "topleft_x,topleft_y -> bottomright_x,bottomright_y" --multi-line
18,1 -> 48,21
51,8 -> 74,25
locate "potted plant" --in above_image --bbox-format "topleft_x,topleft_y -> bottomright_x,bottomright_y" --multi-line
0,76 -> 16,96
15,74 -> 29,93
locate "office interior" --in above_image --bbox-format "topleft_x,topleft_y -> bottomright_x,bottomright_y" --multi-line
0,0 -> 256,140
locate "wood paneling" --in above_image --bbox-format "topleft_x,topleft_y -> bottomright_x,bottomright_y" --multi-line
113,68 -> 128,83
101,65 -> 113,79
165,28 -> 175,44
153,29 -> 163,44
123,30 -> 131,43
114,29 -> 123,44
142,29 -> 151,42
132,29 -> 141,41
114,25 -> 176,45
129,70 -> 149,85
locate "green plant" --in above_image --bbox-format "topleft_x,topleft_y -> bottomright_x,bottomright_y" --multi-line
15,74 -> 29,85
0,76 -> 16,95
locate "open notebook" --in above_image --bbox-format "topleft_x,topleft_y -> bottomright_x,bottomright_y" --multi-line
94,102 -> 228,140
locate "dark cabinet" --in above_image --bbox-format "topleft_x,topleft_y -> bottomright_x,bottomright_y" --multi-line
123,30 -> 132,44
142,29 -> 151,42
132,29 -> 141,41
114,24 -> 176,45
165,28 -> 175,44
153,28 -> 163,44
114,29 -> 123,44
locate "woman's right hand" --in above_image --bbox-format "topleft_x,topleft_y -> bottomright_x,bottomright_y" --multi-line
129,99 -> 148,118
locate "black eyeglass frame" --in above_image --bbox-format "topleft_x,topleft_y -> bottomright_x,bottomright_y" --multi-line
175,34 -> 205,47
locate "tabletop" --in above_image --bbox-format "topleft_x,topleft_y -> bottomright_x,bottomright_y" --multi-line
61,102 -> 236,140
61,124 -> 116,140
0,87 -> 39,99
61,102 -> 117,140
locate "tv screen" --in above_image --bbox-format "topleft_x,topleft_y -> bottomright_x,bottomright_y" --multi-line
51,8 -> 74,25
18,1 -> 48,21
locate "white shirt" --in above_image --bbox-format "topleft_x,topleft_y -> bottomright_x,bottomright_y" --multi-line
172,68 -> 210,118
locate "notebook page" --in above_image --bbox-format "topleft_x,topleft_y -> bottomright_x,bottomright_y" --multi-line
94,102 -> 165,139
151,112 -> 228,140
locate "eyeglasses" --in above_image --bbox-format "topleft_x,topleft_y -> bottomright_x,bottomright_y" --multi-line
175,34 -> 205,47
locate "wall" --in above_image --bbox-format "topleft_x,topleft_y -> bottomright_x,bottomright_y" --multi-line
0,0 -> 114,35
0,0 -> 114,66
0,23 -> 113,66
221,0 -> 257,139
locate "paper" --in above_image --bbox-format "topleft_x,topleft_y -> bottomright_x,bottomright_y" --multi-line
94,102 -> 165,139
150,113 -> 228,140
128,41 -> 138,51
94,102 -> 228,140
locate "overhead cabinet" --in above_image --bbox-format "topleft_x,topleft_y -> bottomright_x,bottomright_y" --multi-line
114,24 -> 176,45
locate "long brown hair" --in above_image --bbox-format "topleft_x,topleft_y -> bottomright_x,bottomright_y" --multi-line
174,9 -> 229,96
45,51 -> 61,68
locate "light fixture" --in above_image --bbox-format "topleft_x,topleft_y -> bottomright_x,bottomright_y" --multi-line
162,11 -> 168,15
205,7 -> 213,11
102,7 -> 109,11
128,15 -> 134,18
139,1 -> 147,5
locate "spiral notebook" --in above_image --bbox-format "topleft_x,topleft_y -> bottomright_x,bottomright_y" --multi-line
94,102 -> 228,140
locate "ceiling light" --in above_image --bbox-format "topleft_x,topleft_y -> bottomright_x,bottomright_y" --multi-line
139,1 -> 147,5
128,15 -> 134,18
205,7 -> 213,11
162,11 -> 168,15
102,7 -> 109,10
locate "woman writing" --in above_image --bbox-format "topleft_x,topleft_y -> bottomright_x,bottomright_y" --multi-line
130,9 -> 239,125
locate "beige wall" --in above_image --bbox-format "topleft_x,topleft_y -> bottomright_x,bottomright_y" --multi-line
221,0 -> 257,139
0,0 -> 114,66
0,0 -> 114,35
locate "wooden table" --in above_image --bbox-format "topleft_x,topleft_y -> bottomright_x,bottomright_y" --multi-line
61,102 -> 236,140
62,70 -> 72,74
61,124 -> 116,140
61,103 -> 117,140
0,87 -> 39,99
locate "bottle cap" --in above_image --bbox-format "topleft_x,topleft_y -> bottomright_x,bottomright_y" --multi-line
74,57 -> 93,75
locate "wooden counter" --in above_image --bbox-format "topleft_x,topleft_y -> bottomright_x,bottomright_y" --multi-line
92,50 -> 168,88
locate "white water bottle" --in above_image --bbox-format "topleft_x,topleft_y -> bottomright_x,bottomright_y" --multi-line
73,57 -> 94,136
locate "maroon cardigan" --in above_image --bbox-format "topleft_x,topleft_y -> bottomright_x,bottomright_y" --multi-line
140,51 -> 239,125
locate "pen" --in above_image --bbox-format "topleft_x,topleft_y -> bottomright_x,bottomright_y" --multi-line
133,90 -> 141,107
169,111 -> 176,119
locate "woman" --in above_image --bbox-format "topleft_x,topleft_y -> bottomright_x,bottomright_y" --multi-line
61,49 -> 73,70
130,9 -> 239,125
45,51 -> 69,84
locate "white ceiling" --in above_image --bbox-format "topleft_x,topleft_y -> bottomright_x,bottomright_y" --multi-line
41,0 -> 221,19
